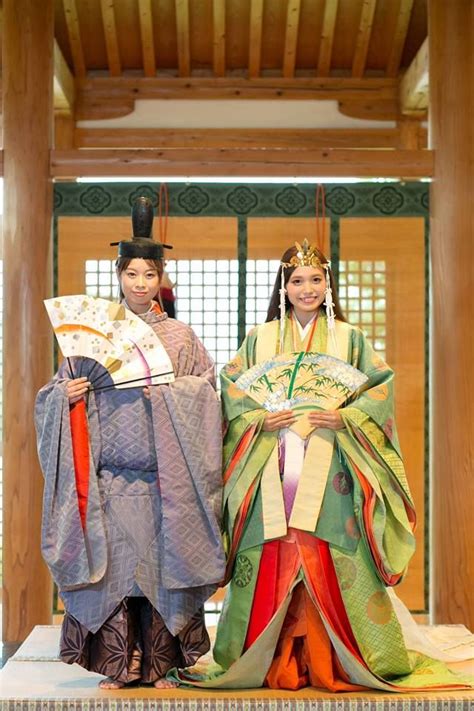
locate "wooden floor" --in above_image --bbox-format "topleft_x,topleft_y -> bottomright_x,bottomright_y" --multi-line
0,626 -> 472,710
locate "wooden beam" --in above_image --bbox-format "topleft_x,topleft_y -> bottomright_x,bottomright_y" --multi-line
74,127 -> 412,150
138,0 -> 156,77
54,38 -> 76,112
317,0 -> 339,77
248,0 -> 264,79
63,0 -> 86,78
399,37 -> 428,116
50,148 -> 433,178
213,0 -> 226,77
75,75 -> 398,119
100,0 -> 121,76
175,0 -> 190,77
352,0 -> 377,78
283,0 -> 302,79
386,0 -> 415,77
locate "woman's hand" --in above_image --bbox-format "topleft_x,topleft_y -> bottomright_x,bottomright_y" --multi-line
66,377 -> 90,404
262,410 -> 296,432
307,410 -> 345,430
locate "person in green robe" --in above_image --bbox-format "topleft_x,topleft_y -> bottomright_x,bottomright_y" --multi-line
174,240 -> 471,692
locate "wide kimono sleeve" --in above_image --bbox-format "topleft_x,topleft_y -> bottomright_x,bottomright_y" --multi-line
218,328 -> 278,567
149,327 -> 226,589
336,327 -> 417,586
34,360 -> 107,590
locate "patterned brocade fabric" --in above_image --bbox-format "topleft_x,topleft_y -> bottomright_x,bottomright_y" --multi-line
60,598 -> 210,684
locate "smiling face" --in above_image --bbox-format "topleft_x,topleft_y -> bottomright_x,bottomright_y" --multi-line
118,258 -> 161,314
286,265 -> 326,326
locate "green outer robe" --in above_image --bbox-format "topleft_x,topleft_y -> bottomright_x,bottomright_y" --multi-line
173,314 -> 471,690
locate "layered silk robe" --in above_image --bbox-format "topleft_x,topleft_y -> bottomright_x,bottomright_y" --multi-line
35,310 -> 225,643
177,313 -> 470,691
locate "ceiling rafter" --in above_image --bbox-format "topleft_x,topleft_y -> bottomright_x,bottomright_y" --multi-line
386,0 -> 415,77
352,0 -> 377,78
100,0 -> 121,77
138,0 -> 156,78
54,39 -> 76,113
175,0 -> 191,77
317,0 -> 339,78
213,0 -> 226,78
399,36 -> 428,115
248,0 -> 264,79
283,0 -> 302,79
62,0 -> 86,79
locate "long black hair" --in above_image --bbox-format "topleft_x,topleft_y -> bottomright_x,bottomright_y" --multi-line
266,245 -> 346,322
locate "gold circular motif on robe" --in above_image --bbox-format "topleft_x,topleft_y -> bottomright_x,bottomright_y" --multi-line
225,355 -> 243,376
227,382 -> 246,400
366,591 -> 392,625
412,666 -> 435,675
367,383 -> 389,401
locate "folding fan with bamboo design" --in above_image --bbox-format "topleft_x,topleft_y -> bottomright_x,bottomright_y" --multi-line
44,295 -> 175,390
236,352 -> 368,438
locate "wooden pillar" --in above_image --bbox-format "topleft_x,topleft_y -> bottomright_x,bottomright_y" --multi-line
429,1 -> 473,628
2,0 -> 54,642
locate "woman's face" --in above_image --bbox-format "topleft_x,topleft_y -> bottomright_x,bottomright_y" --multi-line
286,266 -> 326,323
119,258 -> 160,313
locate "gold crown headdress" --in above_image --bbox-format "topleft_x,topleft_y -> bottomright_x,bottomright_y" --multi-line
281,240 -> 327,270
279,239 -> 338,354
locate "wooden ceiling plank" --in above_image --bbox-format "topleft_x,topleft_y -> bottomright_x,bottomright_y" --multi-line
213,0 -> 226,77
138,0 -> 156,77
54,39 -> 76,112
351,0 -> 377,78
62,0 -> 86,78
283,0 -> 302,78
248,0 -> 264,79
317,0 -> 339,77
75,126 -> 405,149
50,147 -> 434,179
100,0 -> 122,77
175,0 -> 191,77
386,0 -> 415,77
399,37 -> 428,115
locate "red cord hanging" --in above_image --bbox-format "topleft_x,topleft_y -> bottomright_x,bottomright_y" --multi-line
315,183 -> 326,253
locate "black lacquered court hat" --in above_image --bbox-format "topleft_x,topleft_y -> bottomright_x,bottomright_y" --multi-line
111,196 -> 172,259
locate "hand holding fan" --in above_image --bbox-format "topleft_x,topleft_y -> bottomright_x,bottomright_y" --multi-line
235,352 -> 368,438
44,295 -> 175,390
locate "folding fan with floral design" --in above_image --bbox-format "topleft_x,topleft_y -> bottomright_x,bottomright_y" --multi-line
44,295 -> 175,390
236,352 -> 368,438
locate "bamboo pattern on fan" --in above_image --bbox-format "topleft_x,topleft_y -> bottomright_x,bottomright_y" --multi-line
236,352 -> 368,438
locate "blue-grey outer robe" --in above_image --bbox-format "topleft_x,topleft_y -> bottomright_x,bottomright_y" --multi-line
35,310 -> 225,635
